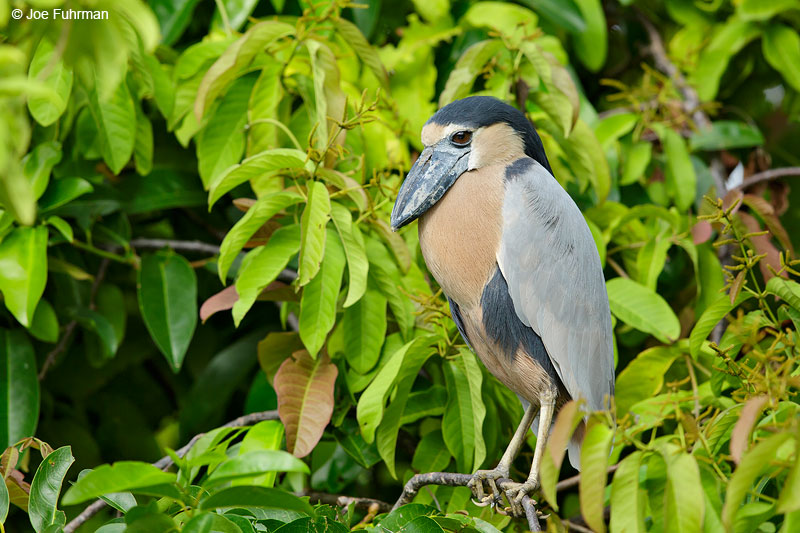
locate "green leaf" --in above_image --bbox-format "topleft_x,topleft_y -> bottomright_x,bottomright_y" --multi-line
298,181 -> 332,286
763,24 -> 800,92
690,19 -> 760,101
660,444 -> 704,533
690,292 -> 753,359
29,446 -> 74,533
298,228 -> 345,357
248,60 -> 284,155
615,346 -> 682,417
62,462 -> 177,506
209,148 -> 310,207
610,451 -> 644,533
766,277 -> 800,312
38,178 -> 94,212
442,349 -> 486,473
88,79 -> 137,174
519,0 -> 586,33
343,289 -> 387,374
211,0 -> 259,31
357,339 -> 426,443
738,0 -> 800,20
654,126 -> 696,211
462,2 -> 538,40
594,113 -> 638,149
217,190 -> 303,281
0,329 -> 40,449
133,103 -> 153,176
439,39 -> 503,106
572,0 -> 607,71
199,486 -> 314,514
330,203 -> 368,307
182,512 -> 241,533
28,300 -> 59,343
413,430 -> 452,473
0,157 -> 35,226
636,233 -> 671,290
621,141 -> 652,185
331,17 -> 390,89
722,433 -> 792,530
777,440 -> 800,514
376,342 -> 436,477
689,121 -> 765,151
196,75 -> 254,188
0,226 -> 48,327
151,0 -> 201,45
606,277 -> 680,344
195,21 -> 295,118
569,119 -> 611,202
0,464 -> 9,523
399,516 -> 445,532
22,142 -> 61,200
137,251 -> 198,372
72,307 -> 119,360
232,225 -> 301,326
579,422 -> 613,533
205,450 -> 309,487
27,38 -> 73,127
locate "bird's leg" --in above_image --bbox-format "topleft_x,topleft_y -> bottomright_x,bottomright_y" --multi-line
468,403 -> 538,504
503,388 -> 557,517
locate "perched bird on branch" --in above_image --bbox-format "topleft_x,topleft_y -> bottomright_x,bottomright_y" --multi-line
391,96 -> 614,515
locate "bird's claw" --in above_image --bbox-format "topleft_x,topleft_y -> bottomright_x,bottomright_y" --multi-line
500,480 -> 539,517
468,468 -> 507,507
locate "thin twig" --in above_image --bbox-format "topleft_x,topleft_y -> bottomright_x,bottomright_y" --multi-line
129,239 -> 222,255
393,472 -> 541,532
64,410 -> 280,533
563,519 -> 595,533
299,491 -> 392,513
732,167 -> 800,191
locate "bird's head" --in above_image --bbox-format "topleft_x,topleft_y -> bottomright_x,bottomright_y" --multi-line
390,96 -> 552,230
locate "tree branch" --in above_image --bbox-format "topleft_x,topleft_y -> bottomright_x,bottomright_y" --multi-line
393,472 -> 542,532
64,410 -> 280,533
731,167 -> 800,191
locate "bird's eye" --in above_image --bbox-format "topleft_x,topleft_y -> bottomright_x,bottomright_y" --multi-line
450,130 -> 472,146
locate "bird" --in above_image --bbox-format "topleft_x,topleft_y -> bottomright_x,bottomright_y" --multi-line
390,96 -> 614,515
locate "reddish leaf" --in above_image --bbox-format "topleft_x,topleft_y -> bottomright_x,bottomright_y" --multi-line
730,270 -> 746,305
274,349 -> 338,458
199,285 -> 239,323
730,395 -> 768,464
742,194 -> 794,255
233,198 -> 256,212
258,332 -> 305,384
692,220 -> 713,245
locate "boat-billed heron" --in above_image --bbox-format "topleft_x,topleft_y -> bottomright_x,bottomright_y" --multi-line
391,96 -> 614,514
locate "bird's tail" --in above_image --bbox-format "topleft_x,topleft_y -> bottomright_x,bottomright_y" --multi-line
567,420 -> 586,471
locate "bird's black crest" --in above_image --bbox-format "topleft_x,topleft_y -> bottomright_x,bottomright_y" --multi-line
428,96 -> 553,174
480,267 -> 561,385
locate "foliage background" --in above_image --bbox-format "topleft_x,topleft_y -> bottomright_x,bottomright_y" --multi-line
1,0 -> 800,531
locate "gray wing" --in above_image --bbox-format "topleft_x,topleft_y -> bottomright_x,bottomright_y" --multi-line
497,158 -> 614,413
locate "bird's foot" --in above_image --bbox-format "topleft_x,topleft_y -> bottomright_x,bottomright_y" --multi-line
499,479 -> 539,517
468,467 -> 509,507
